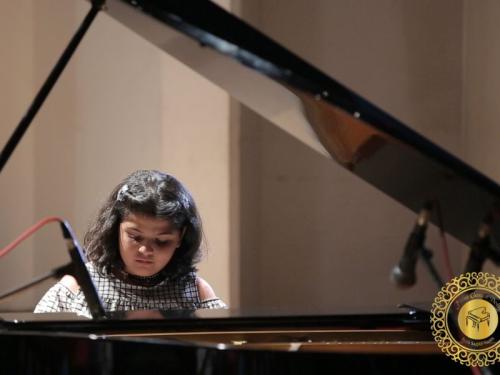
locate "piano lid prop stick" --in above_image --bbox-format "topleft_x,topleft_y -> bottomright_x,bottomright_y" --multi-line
0,0 -> 105,173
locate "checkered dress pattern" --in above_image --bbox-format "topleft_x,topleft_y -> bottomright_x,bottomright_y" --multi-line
34,263 -> 226,318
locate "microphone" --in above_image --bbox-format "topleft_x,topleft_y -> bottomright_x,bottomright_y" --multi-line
59,220 -> 106,319
464,214 -> 500,273
0,217 -> 106,319
390,202 -> 433,287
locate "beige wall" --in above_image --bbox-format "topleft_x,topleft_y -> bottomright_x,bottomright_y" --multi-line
0,1 -> 35,310
158,51 -> 231,305
463,0 -> 500,180
0,0 -> 232,311
239,0 -> 464,154
463,0 -> 500,273
237,0 -> 490,310
1,0 -> 500,314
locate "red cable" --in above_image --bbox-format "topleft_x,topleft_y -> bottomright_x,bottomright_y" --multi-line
0,216 -> 63,258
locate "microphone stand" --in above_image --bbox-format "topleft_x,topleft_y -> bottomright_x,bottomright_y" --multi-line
0,250 -> 106,319
0,217 -> 106,319
0,263 -> 73,302
464,216 -> 500,274
391,201 -> 444,290
419,247 -> 443,289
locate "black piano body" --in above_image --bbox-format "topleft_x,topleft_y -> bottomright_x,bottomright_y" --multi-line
1,0 -> 500,373
0,308 -> 471,374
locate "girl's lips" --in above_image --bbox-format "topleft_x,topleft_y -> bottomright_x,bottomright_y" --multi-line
135,258 -> 153,264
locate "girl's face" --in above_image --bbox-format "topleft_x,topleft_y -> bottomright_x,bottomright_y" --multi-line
118,213 -> 183,277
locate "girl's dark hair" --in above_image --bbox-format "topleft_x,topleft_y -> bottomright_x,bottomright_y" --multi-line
84,170 -> 202,279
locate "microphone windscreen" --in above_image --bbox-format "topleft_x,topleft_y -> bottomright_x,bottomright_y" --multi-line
390,265 -> 416,288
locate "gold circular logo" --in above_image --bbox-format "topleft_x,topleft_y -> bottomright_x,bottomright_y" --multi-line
457,299 -> 498,340
430,272 -> 500,367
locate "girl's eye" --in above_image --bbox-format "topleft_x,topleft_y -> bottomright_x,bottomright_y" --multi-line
128,234 -> 142,243
156,239 -> 171,247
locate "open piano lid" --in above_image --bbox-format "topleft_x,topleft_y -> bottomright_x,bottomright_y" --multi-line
1,5 -> 499,372
102,0 -> 500,245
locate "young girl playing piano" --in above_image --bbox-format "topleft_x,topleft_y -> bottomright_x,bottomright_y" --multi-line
35,170 -> 226,317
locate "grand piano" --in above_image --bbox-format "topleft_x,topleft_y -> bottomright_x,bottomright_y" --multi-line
1,0 -> 499,373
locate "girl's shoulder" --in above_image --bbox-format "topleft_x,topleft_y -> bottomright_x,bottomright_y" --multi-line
196,276 -> 216,301
59,275 -> 80,294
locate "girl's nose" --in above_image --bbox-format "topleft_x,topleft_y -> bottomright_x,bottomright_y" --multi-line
138,244 -> 152,254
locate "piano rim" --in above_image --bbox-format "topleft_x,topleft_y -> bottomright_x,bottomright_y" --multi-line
0,310 -> 442,354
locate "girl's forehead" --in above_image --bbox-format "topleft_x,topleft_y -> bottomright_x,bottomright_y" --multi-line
121,213 -> 177,234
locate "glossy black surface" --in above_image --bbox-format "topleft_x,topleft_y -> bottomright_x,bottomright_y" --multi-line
105,0 -> 500,244
0,307 -> 430,333
0,331 -> 471,375
4,308 -> 470,373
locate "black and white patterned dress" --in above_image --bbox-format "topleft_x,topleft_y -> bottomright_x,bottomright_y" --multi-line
34,263 -> 226,318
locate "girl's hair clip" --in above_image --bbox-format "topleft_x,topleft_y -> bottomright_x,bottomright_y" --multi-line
116,184 -> 129,202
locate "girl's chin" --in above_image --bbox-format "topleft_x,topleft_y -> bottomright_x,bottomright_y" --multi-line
125,265 -> 159,277
132,271 -> 156,277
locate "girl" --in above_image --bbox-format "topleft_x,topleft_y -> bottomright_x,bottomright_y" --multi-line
35,170 -> 226,317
